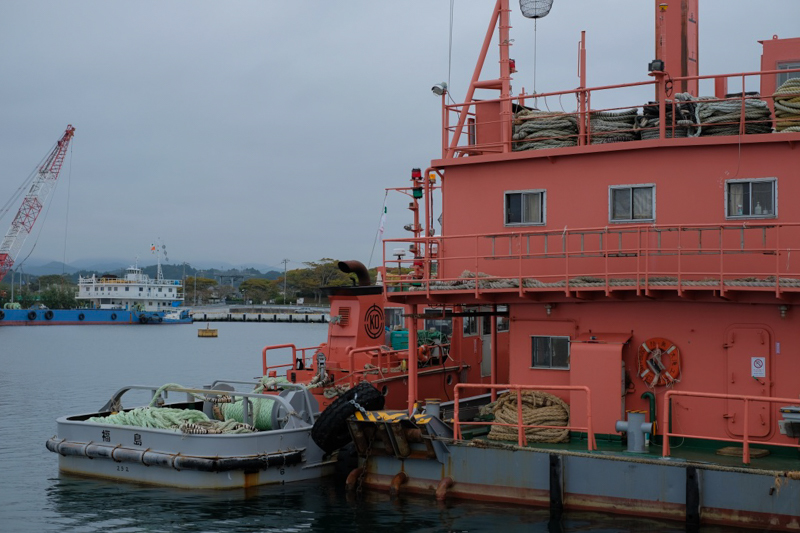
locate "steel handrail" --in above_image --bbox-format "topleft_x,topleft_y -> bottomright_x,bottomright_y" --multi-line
444,66 -> 800,155
262,343 -> 323,376
383,222 -> 800,296
661,390 -> 800,464
453,383 -> 596,451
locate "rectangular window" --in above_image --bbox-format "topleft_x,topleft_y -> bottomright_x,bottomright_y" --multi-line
385,307 -> 405,330
778,61 -> 800,87
497,305 -> 509,332
531,336 -> 570,369
463,314 -> 479,337
610,185 -> 654,222
726,179 -> 776,218
424,308 -> 453,337
505,190 -> 544,225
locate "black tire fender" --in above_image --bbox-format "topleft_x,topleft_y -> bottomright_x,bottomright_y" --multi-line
311,381 -> 385,453
111,313 -> 117,321
28,311 -> 36,320
78,313 -> 85,321
44,310 -> 54,320
0,310 -> 4,320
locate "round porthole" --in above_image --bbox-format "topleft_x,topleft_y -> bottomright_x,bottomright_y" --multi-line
381,385 -> 389,396
446,374 -> 454,385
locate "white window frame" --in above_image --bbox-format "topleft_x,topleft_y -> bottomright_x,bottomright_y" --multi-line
609,183 -> 655,223
724,177 -> 777,220
504,189 -> 546,226
778,61 -> 800,87
530,335 -> 570,370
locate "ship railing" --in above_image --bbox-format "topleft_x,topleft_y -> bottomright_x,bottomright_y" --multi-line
384,222 -> 800,298
452,383 -> 596,451
261,343 -> 324,376
336,343 -> 454,387
661,390 -> 800,465
444,66 -> 800,158
345,345 -> 401,386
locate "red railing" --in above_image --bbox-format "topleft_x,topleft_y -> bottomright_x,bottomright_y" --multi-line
444,67 -> 800,157
453,383 -> 596,451
384,222 -> 800,298
662,390 -> 800,464
262,343 -> 323,376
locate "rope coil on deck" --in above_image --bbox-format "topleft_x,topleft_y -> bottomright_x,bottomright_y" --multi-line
487,390 -> 570,444
512,110 -> 578,151
590,108 -> 638,144
773,78 -> 800,133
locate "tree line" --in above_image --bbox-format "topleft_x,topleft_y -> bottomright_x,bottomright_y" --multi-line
0,258 -> 375,309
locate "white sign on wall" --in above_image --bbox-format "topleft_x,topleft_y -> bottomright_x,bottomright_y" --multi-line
751,357 -> 766,378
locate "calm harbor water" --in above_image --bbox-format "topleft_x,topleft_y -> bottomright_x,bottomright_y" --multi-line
0,323 -> 738,532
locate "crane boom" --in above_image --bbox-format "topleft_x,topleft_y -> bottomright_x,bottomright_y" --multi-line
0,125 -> 75,281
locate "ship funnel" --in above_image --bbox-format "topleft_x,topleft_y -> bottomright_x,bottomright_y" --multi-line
519,0 -> 553,19
338,260 -> 372,287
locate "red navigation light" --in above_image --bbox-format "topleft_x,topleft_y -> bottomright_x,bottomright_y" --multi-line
411,168 -> 422,179
509,58 -> 517,73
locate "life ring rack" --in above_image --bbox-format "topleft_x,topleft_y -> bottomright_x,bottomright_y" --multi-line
637,337 -> 681,388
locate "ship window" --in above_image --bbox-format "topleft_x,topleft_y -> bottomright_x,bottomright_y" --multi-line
497,305 -> 509,332
778,62 -> 800,87
726,178 -> 776,218
139,288 -> 143,292
463,313 -> 479,337
158,288 -> 162,292
505,190 -> 545,225
531,336 -> 570,369
125,287 -> 129,291
610,184 -> 654,222
424,308 -> 452,336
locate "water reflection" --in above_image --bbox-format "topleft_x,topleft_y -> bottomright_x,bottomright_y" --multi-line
45,473 -> 709,533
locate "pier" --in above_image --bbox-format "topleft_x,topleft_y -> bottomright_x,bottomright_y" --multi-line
189,305 -> 328,323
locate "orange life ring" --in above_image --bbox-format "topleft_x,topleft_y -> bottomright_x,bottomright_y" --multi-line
417,344 -> 431,363
637,337 -> 681,387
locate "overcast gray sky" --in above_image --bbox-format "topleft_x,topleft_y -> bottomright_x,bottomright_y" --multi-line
1,1 -> 798,271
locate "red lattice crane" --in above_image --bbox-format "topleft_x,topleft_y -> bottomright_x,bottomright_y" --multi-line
0,125 -> 75,281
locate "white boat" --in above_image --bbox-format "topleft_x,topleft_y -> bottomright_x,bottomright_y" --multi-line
46,381 -> 335,488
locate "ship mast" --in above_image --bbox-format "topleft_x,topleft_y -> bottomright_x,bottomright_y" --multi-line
0,125 -> 75,281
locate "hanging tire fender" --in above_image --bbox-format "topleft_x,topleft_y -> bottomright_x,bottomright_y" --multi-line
44,310 -> 54,320
0,310 -> 5,320
311,381 -> 385,454
28,311 -> 36,320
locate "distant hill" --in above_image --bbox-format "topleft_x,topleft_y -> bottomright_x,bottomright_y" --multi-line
1,257 -> 283,285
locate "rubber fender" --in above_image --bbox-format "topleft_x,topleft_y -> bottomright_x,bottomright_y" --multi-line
78,313 -> 85,321
44,310 -> 54,320
111,313 -> 117,321
311,381 -> 385,453
0,310 -> 4,320
28,311 -> 36,320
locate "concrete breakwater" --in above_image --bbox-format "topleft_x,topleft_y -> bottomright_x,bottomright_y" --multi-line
190,306 -> 328,323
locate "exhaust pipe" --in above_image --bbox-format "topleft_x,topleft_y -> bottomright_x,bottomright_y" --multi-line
338,260 -> 371,287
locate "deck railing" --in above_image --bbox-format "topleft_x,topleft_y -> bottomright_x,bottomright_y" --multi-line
384,222 -> 800,298
261,343 -> 323,376
452,383 -> 596,451
662,390 -> 800,464
444,67 -> 800,157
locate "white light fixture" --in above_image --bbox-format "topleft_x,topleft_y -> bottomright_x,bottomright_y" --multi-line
431,82 -> 448,96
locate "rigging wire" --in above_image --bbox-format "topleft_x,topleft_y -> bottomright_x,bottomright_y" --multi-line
61,140 -> 74,277
367,191 -> 389,269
